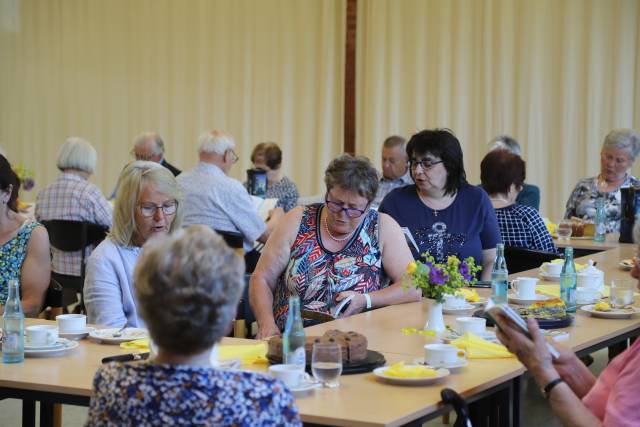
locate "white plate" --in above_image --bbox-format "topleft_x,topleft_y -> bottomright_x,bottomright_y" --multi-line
508,293 -> 551,305
619,260 -> 634,271
25,338 -> 79,358
373,366 -> 449,386
89,328 -> 149,344
413,357 -> 468,371
442,304 -> 476,314
59,327 -> 96,341
24,341 -> 65,351
580,304 -> 640,319
289,379 -> 321,396
539,271 -> 560,282
441,330 -> 499,344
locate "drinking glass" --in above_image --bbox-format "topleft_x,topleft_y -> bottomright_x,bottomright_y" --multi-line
311,343 -> 343,388
610,279 -> 635,308
556,220 -> 573,240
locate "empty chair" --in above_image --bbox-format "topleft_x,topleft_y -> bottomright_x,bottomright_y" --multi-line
503,245 -> 559,274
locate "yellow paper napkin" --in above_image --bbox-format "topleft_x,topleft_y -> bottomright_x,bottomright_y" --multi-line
401,327 -> 436,337
120,338 -> 150,351
547,259 -> 586,271
219,343 -> 268,365
450,332 -> 514,359
383,361 -> 438,378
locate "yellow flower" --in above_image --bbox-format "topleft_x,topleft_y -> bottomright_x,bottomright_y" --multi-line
406,261 -> 417,275
447,256 -> 460,268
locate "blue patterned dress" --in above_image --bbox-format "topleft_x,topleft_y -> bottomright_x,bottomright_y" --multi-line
0,220 -> 40,305
273,204 -> 385,330
86,362 -> 301,426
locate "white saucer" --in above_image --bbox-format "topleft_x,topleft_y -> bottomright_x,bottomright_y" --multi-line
580,304 -> 640,319
25,338 -> 79,358
413,357 -> 468,371
539,270 -> 560,282
24,341 -> 65,351
59,327 -> 95,341
508,293 -> 551,305
373,366 -> 450,386
89,327 -> 149,344
289,379 -> 320,396
442,304 -> 476,314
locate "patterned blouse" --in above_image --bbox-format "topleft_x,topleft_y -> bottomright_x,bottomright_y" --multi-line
564,175 -> 640,232
0,220 -> 40,305
86,362 -> 301,426
266,176 -> 299,212
494,204 -> 558,254
273,204 -> 385,330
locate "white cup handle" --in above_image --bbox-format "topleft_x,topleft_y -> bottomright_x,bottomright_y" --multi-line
512,280 -> 519,293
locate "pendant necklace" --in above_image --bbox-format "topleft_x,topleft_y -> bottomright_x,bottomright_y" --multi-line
324,216 -> 355,242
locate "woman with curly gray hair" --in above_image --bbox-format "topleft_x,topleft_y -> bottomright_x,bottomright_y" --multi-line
86,226 -> 301,426
565,129 -> 640,232
250,154 -> 421,339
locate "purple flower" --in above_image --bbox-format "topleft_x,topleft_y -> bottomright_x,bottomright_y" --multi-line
430,267 -> 449,285
459,261 -> 472,281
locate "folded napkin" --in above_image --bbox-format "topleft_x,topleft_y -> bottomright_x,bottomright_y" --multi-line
384,361 -> 438,378
219,343 -> 268,365
120,338 -> 150,351
450,332 -> 514,359
547,259 -> 586,271
401,327 -> 436,337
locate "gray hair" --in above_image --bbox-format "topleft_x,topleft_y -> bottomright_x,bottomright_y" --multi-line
324,154 -> 379,203
134,132 -> 165,156
198,130 -> 235,155
602,129 -> 640,160
56,137 -> 97,174
382,135 -> 406,149
134,225 -> 245,355
110,161 -> 183,247
489,135 -> 521,156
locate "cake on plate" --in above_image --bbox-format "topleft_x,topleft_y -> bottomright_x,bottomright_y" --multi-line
267,330 -> 368,363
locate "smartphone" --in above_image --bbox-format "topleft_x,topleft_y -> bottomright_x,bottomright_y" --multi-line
485,299 -> 560,359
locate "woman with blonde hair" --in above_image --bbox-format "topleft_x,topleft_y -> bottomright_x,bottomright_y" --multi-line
84,161 -> 183,327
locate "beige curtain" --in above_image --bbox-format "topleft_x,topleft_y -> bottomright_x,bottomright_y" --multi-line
357,0 -> 640,220
0,0 -> 345,199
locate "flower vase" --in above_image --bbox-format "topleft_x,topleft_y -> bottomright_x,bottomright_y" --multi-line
424,299 -> 446,334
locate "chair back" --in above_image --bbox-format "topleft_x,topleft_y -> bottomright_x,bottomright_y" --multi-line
215,229 -> 244,249
503,246 -> 559,274
41,278 -> 64,318
440,388 -> 473,427
234,274 -> 256,338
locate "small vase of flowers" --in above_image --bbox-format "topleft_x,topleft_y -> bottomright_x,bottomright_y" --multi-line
404,254 -> 481,333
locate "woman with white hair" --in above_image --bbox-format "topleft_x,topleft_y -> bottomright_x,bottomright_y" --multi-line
35,137 -> 112,305
84,161 -> 183,327
86,226 -> 301,425
565,129 -> 640,232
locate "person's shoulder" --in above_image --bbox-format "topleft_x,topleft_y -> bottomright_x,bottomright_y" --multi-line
384,184 -> 416,202
573,176 -> 596,188
627,175 -> 640,186
458,183 -> 491,204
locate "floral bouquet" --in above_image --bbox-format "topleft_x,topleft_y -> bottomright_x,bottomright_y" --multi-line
13,164 -> 35,191
404,254 -> 481,303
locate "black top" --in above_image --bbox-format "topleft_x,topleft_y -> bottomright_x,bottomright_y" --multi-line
160,158 -> 181,176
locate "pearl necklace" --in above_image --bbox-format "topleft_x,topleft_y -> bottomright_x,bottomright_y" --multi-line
324,215 -> 355,242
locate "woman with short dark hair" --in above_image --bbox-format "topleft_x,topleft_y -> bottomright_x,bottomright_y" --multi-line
481,150 -> 557,253
250,142 -> 299,212
379,129 -> 500,280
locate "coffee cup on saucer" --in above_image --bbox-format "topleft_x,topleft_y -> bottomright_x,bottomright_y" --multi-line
56,314 -> 87,333
542,262 -> 562,276
512,277 -> 538,300
424,343 -> 466,367
268,364 -> 305,388
25,325 -> 58,347
443,294 -> 466,309
455,317 -> 486,335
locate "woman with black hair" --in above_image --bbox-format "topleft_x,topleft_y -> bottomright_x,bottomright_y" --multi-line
379,129 -> 500,280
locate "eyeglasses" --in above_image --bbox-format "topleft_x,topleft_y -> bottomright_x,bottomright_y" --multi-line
138,201 -> 178,217
229,150 -> 239,164
410,159 -> 443,171
325,198 -> 368,218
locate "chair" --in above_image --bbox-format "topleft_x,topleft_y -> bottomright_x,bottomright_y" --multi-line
40,220 -> 109,310
441,388 -> 473,427
234,274 -> 256,338
215,229 -> 244,249
40,278 -> 64,318
503,246 -> 559,274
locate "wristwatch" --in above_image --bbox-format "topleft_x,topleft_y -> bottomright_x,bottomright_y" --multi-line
542,378 -> 564,399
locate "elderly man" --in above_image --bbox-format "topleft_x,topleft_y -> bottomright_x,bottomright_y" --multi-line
372,135 -> 412,208
177,130 -> 282,246
132,132 -> 181,176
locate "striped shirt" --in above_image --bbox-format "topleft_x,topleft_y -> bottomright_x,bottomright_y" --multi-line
494,204 -> 558,254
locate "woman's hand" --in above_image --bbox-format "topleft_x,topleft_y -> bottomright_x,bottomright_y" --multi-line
336,291 -> 366,317
256,322 -> 282,340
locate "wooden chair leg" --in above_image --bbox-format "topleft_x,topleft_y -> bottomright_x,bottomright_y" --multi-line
234,319 -> 247,338
53,404 -> 62,427
442,411 -> 450,424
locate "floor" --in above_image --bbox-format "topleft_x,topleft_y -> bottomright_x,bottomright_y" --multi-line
0,349 -> 608,426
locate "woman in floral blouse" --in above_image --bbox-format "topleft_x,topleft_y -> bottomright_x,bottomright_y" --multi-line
250,142 -> 299,212
565,129 -> 640,232
86,226 -> 301,426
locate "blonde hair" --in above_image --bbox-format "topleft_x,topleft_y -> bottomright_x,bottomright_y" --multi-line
110,161 -> 183,247
56,137 -> 97,173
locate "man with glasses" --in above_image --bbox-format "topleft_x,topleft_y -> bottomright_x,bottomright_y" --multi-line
372,135 -> 412,208
177,130 -> 281,247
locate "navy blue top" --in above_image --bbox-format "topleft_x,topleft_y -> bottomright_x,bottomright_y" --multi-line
379,184 -> 501,265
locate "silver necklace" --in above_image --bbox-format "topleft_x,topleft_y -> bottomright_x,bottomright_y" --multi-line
490,197 -> 510,204
324,215 -> 355,242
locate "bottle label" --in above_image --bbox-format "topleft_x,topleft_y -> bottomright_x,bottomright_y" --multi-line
3,332 -> 18,352
290,347 -> 306,367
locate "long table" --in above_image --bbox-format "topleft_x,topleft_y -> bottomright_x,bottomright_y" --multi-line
1,239 -> 639,427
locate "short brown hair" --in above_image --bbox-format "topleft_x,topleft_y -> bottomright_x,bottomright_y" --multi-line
251,142 -> 282,170
480,150 -> 526,195
325,154 -> 379,202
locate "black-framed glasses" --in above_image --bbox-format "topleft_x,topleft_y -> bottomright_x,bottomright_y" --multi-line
138,201 -> 178,217
229,150 -> 239,164
325,198 -> 368,218
409,159 -> 443,170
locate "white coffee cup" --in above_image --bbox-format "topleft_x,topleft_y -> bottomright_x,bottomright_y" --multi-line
512,277 -> 538,299
56,314 -> 87,333
25,325 -> 58,347
268,364 -> 305,388
455,317 -> 486,335
424,343 -> 466,367
443,294 -> 466,309
543,263 -> 562,276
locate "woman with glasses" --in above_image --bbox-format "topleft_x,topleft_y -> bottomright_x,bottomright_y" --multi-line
250,154 -> 421,339
84,161 -> 183,327
379,129 -> 500,280
250,142 -> 299,212
564,129 -> 640,232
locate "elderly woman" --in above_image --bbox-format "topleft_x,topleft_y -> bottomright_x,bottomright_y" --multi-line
379,129 -> 500,280
35,137 -> 112,304
481,150 -> 558,254
86,226 -> 301,425
0,155 -> 50,316
250,142 -> 299,212
250,154 -> 421,339
84,161 -> 183,327
565,129 -> 640,232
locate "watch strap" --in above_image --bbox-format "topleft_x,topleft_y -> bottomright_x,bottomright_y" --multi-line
542,378 -> 564,399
